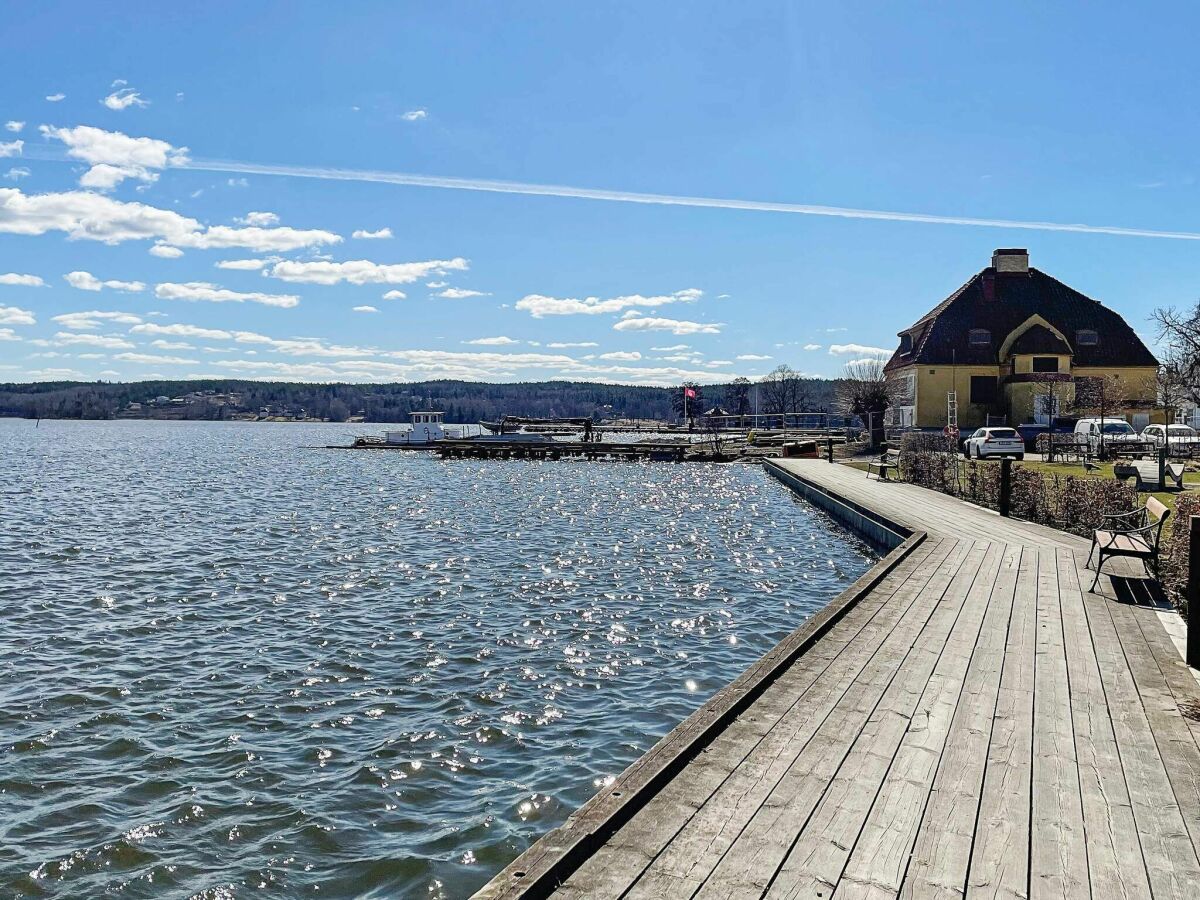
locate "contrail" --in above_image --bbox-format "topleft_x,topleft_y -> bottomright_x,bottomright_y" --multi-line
177,157 -> 1200,241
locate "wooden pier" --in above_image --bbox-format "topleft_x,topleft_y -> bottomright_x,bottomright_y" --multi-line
475,458 -> 1200,899
433,439 -> 688,462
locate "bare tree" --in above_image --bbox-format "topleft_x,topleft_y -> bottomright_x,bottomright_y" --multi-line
759,365 -> 812,424
1154,304 -> 1200,405
837,357 -> 898,447
1158,351 -> 1190,425
1072,373 -> 1130,459
1028,371 -> 1067,461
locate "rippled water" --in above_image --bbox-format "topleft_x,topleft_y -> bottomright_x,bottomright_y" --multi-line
0,419 -> 872,899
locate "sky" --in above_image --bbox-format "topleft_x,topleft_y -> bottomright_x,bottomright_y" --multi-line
2,1 -> 1199,387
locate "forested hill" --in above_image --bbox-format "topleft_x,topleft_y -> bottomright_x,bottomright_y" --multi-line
0,377 -> 840,422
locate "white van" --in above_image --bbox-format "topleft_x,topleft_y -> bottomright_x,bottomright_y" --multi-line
1073,417 -> 1142,454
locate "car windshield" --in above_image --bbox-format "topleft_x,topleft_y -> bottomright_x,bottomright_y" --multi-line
987,429 -> 1019,438
1101,422 -> 1136,434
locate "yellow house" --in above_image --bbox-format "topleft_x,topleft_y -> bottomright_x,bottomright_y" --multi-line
883,249 -> 1159,431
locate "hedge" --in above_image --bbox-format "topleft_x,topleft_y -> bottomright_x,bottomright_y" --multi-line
1159,493 -> 1200,620
897,449 -> 1138,539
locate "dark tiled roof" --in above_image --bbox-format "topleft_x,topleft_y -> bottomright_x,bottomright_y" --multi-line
1008,324 -> 1072,355
884,267 -> 1157,372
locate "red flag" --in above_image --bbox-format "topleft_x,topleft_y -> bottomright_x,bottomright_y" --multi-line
684,387 -> 697,399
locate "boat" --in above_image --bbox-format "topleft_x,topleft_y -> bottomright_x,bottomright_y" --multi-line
351,410 -> 472,448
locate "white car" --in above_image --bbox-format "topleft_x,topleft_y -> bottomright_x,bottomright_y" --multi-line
963,427 -> 1025,460
1142,423 -> 1200,454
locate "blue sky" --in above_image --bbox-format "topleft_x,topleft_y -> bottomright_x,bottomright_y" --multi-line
1,1 -> 1197,386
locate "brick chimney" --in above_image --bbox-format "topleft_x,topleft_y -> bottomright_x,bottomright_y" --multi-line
992,248 -> 1029,273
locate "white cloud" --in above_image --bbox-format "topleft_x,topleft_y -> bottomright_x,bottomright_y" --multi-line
155,281 -> 300,308
828,343 -> 890,356
650,344 -> 690,351
802,343 -> 822,351
148,244 -> 184,258
426,281 -> 447,288
599,350 -> 642,361
53,331 -> 134,349
546,341 -> 598,348
26,367 -> 84,380
5,167 -> 31,180
435,287 -> 488,299
825,327 -> 848,333
401,109 -> 427,121
464,336 -> 519,346
227,178 -> 249,188
0,272 -> 44,286
515,288 -> 701,318
41,125 -> 188,189
612,312 -> 722,335
265,257 -> 467,286
215,258 -> 269,270
46,93 -> 66,102
236,211 -> 279,226
114,352 -> 199,365
52,310 -> 142,330
0,304 -> 36,325
0,140 -> 23,157
64,270 -> 145,292
150,339 -> 193,350
706,360 -> 733,367
131,322 -> 232,340
5,121 -> 23,133
352,305 -> 378,313
102,87 -> 149,110
160,224 -> 340,253
352,227 -> 392,239
0,328 -> 20,341
0,185 -> 337,251
382,290 -> 407,300
736,354 -> 771,361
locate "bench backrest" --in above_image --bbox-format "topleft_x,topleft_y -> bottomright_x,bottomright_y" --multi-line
1146,496 -> 1170,525
886,448 -> 901,462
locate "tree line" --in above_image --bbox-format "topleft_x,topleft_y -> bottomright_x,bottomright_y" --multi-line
0,373 -> 846,423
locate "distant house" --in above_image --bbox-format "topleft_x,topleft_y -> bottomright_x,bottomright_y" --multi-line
883,249 -> 1159,430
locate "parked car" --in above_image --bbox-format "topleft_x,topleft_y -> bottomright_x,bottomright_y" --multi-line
1142,423 -> 1200,455
963,426 -> 1025,460
1073,418 -> 1144,455
1014,417 -> 1077,452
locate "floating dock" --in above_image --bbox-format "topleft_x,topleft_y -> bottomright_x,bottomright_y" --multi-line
433,439 -> 688,462
475,458 -> 1200,899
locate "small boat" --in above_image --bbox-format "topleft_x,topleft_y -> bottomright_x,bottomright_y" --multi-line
350,410 -> 473,448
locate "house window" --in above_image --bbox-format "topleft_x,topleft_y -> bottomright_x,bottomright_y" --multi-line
1032,357 -> 1058,373
968,329 -> 991,346
1076,329 -> 1099,346
899,333 -> 912,354
970,376 -> 998,404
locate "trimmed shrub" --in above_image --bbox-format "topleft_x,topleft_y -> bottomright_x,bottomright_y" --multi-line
1160,494 -> 1200,618
900,431 -> 956,454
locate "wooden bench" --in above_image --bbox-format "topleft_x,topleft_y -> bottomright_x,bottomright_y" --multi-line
866,448 -> 901,481
1114,460 -> 1186,491
1087,496 -> 1170,590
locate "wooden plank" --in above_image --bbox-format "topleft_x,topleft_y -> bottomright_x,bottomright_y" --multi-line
1029,548 -> 1089,899
1056,548 -> 1151,900
556,539 -> 946,896
617,541 -> 970,899
1103,583 -> 1200,863
767,542 -> 1003,900
899,545 -> 1023,900
1075,554 -> 1200,900
688,541 -> 982,898
965,546 -> 1038,899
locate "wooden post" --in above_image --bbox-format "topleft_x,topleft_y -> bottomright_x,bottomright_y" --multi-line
999,458 -> 1012,518
1189,516 -> 1200,669
1159,446 -> 1167,490
827,437 -> 834,463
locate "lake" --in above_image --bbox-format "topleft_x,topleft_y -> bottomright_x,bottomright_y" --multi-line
0,419 -> 873,899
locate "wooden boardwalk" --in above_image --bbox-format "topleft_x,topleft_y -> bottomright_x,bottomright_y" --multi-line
475,459 -> 1200,900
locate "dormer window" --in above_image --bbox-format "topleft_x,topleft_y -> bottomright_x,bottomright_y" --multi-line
1076,329 -> 1099,347
899,333 -> 913,354
968,328 -> 991,346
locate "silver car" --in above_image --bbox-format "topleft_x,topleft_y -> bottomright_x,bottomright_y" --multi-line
963,426 -> 1025,460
